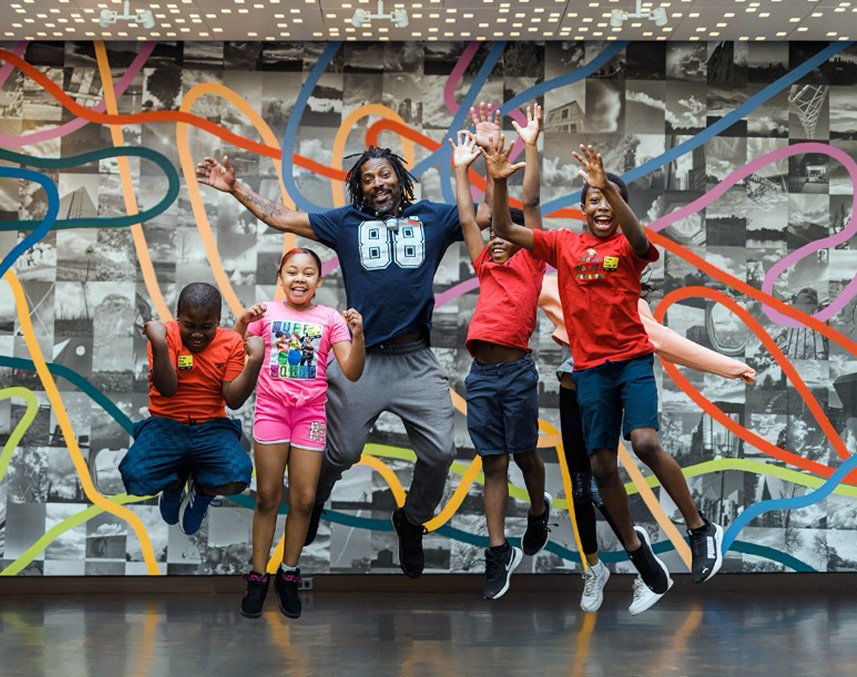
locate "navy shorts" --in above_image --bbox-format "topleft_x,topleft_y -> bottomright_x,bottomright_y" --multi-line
465,354 -> 540,457
571,353 -> 660,455
118,416 -> 252,496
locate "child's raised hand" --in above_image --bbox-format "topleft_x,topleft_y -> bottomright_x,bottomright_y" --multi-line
448,130 -> 480,169
468,101 -> 502,149
142,320 -> 167,343
511,103 -> 542,146
480,133 -> 526,180
196,155 -> 236,193
342,308 -> 363,336
240,303 -> 266,325
244,335 -> 265,362
572,144 -> 608,191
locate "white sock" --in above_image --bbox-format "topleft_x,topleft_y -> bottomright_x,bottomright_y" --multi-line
588,560 -> 604,574
280,563 -> 298,573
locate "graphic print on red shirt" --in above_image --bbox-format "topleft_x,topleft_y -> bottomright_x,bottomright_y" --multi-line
531,228 -> 659,370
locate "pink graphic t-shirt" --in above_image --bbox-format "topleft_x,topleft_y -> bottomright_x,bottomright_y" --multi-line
246,302 -> 352,408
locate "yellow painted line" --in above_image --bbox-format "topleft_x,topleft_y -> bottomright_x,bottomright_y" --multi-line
4,271 -> 160,575
93,41 -> 172,322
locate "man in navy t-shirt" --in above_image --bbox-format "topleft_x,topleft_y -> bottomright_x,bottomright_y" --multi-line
197,145 -> 491,578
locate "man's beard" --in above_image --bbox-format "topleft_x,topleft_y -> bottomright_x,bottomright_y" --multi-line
370,186 -> 402,215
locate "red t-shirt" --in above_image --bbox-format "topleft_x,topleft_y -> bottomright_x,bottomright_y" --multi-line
147,322 -> 246,423
466,246 -> 546,355
531,229 -> 659,370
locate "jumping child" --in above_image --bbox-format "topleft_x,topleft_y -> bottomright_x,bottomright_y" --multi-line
119,282 -> 264,536
234,247 -> 364,620
487,139 -> 726,615
451,105 -> 550,600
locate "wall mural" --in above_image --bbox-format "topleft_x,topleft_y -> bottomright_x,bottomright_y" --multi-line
1,39 -> 857,576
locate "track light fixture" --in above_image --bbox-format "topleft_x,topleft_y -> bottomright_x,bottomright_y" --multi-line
610,2 -> 668,28
99,1 -> 156,30
351,1 -> 408,29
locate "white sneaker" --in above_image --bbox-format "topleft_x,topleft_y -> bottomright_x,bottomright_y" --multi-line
580,562 -> 610,612
628,573 -> 674,616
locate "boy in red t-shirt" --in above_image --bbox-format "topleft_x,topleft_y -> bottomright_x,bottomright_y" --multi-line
450,105 -> 549,601
119,282 -> 264,535
487,141 -> 724,614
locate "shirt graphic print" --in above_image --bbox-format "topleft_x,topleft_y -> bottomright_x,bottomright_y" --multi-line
269,319 -> 323,380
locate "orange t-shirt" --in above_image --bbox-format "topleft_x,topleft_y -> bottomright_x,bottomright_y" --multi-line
147,322 -> 246,423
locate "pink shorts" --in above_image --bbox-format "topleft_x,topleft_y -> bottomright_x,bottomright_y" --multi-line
253,401 -> 327,451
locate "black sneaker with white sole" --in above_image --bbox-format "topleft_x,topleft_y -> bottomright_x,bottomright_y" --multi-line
521,492 -> 552,556
391,507 -> 427,578
688,515 -> 724,583
483,542 -> 523,600
627,526 -> 673,615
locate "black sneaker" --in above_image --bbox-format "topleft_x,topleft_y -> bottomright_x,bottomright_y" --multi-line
483,542 -> 523,599
391,507 -> 427,578
688,515 -> 724,583
240,571 -> 270,618
628,525 -> 671,594
304,503 -> 325,546
273,568 -> 302,619
521,492 -> 552,556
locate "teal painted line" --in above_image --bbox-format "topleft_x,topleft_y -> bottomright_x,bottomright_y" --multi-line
0,146 -> 179,231
0,355 -> 133,434
0,357 -> 816,574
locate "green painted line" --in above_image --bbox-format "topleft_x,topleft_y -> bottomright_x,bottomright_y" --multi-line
0,494 -> 150,576
0,146 -> 179,231
0,387 -> 38,481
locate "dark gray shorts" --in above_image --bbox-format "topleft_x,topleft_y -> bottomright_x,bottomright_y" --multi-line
464,354 -> 540,456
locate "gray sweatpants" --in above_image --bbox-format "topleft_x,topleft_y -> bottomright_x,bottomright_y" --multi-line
317,339 -> 456,525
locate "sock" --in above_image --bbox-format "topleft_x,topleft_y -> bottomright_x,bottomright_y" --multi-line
589,560 -> 604,574
280,563 -> 298,573
489,541 -> 510,555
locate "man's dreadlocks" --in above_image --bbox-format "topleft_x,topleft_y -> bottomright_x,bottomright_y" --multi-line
344,146 -> 418,212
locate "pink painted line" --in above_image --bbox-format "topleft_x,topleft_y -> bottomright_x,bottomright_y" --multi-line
0,41 -> 27,89
0,41 -> 156,147
649,142 -> 857,329
321,257 -> 340,276
442,42 -> 527,187
436,277 -> 480,307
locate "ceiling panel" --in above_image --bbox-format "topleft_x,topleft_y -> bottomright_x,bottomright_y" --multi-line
0,1 -> 855,41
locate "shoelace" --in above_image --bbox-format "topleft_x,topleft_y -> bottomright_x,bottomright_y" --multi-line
582,569 -> 598,597
631,575 -> 648,602
485,552 -> 504,579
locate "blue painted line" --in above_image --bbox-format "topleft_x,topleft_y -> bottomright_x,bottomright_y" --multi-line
541,40 -> 853,213
280,41 -> 343,213
723,455 -> 857,553
0,168 -> 59,278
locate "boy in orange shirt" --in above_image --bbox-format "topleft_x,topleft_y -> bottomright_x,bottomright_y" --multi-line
119,282 -> 265,535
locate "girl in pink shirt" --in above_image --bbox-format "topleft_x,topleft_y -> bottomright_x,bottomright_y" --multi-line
233,247 -> 365,620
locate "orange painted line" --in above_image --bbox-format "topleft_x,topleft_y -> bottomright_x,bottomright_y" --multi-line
176,83 -> 297,318
655,286 -> 853,480
331,105 -> 415,207
4,271 -> 160,574
0,48 -> 345,180
93,42 -> 172,323
618,442 -> 692,569
365,118 -> 586,221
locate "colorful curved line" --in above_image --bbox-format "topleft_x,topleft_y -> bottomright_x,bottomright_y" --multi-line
93,40 -> 172,323
649,142 -> 857,329
0,495 -> 149,576
0,48 -> 344,182
541,40 -> 852,213
0,166 -> 59,278
0,42 -> 155,148
176,81 -> 297,318
4,270 -> 160,574
0,146 -> 180,232
0,387 -> 38,482
0,40 -> 26,88
656,286 -> 851,472
723,455 -> 857,554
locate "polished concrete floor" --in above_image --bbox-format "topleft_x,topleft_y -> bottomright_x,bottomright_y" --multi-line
2,589 -> 856,676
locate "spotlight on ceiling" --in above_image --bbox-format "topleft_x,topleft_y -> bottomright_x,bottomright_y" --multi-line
609,1 -> 669,28
350,1 -> 409,30
98,2 -> 157,30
